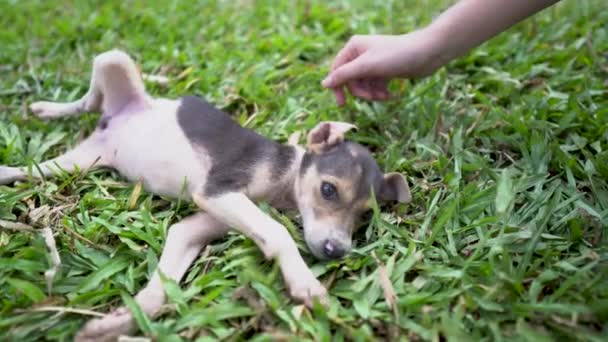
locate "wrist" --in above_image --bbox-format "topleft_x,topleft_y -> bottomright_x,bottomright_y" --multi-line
424,20 -> 456,66
407,24 -> 453,74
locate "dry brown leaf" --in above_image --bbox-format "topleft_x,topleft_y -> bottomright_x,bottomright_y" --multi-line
372,251 -> 397,318
127,181 -> 143,210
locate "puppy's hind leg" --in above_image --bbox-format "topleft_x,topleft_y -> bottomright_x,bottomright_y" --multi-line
0,132 -> 108,185
75,213 -> 229,342
91,50 -> 152,115
30,50 -> 151,119
30,61 -> 102,119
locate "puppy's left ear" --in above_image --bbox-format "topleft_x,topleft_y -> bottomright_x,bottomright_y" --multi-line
378,172 -> 411,203
307,121 -> 357,153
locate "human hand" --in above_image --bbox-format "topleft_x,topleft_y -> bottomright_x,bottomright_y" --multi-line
321,29 -> 446,106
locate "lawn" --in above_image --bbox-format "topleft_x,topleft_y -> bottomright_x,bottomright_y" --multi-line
1,0 -> 607,341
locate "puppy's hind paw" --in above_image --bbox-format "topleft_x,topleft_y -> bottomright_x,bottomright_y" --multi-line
0,166 -> 23,185
74,307 -> 136,342
29,101 -> 70,119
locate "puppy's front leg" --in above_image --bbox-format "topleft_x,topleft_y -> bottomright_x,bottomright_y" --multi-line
193,192 -> 328,307
76,212 -> 229,342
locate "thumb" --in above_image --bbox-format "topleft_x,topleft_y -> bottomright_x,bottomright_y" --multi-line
322,58 -> 371,88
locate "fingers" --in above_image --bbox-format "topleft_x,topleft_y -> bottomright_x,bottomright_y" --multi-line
347,80 -> 373,100
322,57 -> 370,89
322,35 -> 391,105
370,79 -> 390,100
335,79 -> 390,105
330,39 -> 358,72
327,44 -> 353,106
331,87 -> 347,106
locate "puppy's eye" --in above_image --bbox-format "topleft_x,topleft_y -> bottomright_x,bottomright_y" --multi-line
320,181 -> 338,201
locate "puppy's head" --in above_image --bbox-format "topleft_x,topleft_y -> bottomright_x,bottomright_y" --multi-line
295,121 -> 411,260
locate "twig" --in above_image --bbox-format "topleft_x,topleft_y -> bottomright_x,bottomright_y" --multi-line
41,227 -> 61,295
118,336 -> 151,342
19,306 -> 105,317
0,219 -> 35,232
142,73 -> 170,86
61,223 -> 100,247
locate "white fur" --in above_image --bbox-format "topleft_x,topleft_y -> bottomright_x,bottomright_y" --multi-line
105,99 -> 209,199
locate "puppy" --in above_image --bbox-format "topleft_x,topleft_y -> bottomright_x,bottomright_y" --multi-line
0,50 -> 411,341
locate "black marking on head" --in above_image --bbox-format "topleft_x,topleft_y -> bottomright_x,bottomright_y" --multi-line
272,142 -> 296,181
301,142 -> 384,202
348,143 -> 385,201
177,96 -> 295,197
300,151 -> 314,174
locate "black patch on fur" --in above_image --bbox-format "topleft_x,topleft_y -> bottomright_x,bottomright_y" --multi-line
272,142 -> 296,181
177,96 -> 295,197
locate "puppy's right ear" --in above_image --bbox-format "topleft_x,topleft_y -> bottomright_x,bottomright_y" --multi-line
377,172 -> 411,204
307,121 -> 357,154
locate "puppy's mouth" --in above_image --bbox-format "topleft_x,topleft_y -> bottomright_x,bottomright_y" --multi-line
308,246 -> 328,260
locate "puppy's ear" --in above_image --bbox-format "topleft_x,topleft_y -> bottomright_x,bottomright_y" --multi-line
307,121 -> 357,153
377,172 -> 411,203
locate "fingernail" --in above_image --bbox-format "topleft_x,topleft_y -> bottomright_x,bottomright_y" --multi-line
321,76 -> 333,88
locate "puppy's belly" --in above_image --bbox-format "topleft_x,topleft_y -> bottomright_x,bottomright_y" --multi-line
117,155 -> 198,199
107,101 -> 208,199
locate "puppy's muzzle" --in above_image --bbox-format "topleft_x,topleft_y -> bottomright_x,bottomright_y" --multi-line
322,239 -> 348,259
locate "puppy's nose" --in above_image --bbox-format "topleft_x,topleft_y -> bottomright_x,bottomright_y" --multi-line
323,240 -> 346,259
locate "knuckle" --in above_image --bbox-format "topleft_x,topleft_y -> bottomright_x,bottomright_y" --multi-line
348,35 -> 362,46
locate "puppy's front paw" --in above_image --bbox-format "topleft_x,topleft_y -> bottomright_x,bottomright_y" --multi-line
74,307 -> 135,342
29,101 -> 66,119
285,269 -> 328,308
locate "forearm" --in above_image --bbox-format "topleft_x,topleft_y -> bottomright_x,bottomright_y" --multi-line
428,0 -> 560,63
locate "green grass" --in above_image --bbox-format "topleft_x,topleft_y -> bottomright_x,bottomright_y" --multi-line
1,0 -> 607,341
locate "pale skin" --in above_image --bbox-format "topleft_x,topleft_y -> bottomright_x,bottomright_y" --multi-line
322,0 -> 561,105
